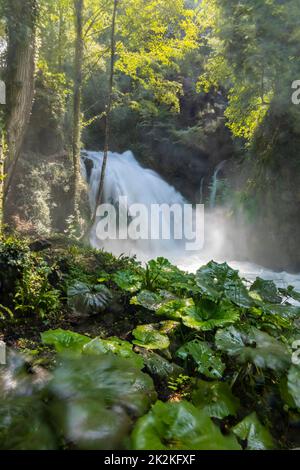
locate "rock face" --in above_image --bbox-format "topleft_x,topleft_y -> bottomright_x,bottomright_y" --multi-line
132,90 -> 236,204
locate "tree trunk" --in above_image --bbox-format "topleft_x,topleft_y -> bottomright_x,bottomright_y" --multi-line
90,0 -> 118,226
72,0 -> 84,221
3,0 -> 38,208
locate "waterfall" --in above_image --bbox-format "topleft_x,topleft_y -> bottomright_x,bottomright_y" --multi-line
209,160 -> 227,209
82,150 -> 193,260
81,150 -> 300,292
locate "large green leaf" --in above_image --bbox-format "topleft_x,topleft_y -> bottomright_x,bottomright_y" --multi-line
41,329 -> 91,353
192,380 -> 240,419
176,340 -> 225,379
49,354 -> 157,449
157,298 -> 240,331
196,261 -> 253,308
146,258 -> 198,295
250,278 -> 282,304
132,324 -> 171,350
262,303 -> 300,320
82,337 -> 144,369
134,347 -> 184,380
157,298 -> 194,320
67,281 -> 113,315
50,396 -> 131,450
232,413 -> 274,450
215,326 -> 290,372
131,289 -> 176,311
181,300 -> 241,331
287,365 -> 300,410
131,401 -> 241,450
112,270 -> 143,293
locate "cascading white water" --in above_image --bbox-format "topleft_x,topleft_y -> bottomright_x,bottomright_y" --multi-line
82,150 -> 300,292
209,160 -> 227,209
82,150 -> 190,260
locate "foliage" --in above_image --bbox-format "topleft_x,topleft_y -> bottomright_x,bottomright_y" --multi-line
250,278 -> 282,304
42,328 -> 144,369
112,269 -> 143,293
116,0 -> 198,112
1,242 -> 300,450
67,281 -> 113,315
192,380 -> 240,419
215,326 -> 291,372
0,398 -> 57,450
132,323 -> 171,351
232,413 -> 274,450
177,339 -> 225,379
82,336 -> 144,370
0,352 -> 156,450
198,0 -> 300,140
136,347 -> 183,381
196,261 -> 253,308
41,329 -> 91,354
131,400 -> 241,450
0,237 -> 60,320
49,354 -> 156,449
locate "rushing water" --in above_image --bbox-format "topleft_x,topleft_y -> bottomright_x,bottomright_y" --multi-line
82,150 -> 300,291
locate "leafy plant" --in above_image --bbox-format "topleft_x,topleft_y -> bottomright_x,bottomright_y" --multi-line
135,347 -> 184,380
41,329 -> 91,353
0,237 -> 60,319
131,400 -> 241,450
144,258 -> 197,295
215,326 -> 291,372
131,289 -> 176,311
14,260 -> 60,318
232,413 -> 274,450
82,337 -> 144,369
192,380 -> 240,419
168,374 -> 191,397
250,278 -> 282,304
196,261 -> 253,308
67,281 -> 113,315
157,298 -> 240,332
49,354 -> 157,449
113,269 -> 143,293
132,323 -> 171,350
177,340 -> 225,379
42,329 -> 144,368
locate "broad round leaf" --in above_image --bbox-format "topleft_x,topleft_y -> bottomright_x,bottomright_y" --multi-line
41,329 -> 90,353
192,380 -> 240,419
216,326 -> 290,372
131,401 -> 241,450
82,337 -> 144,369
177,340 -> 225,379
233,413 -> 274,450
132,324 -> 170,350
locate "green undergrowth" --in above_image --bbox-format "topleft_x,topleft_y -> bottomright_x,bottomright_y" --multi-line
0,235 -> 300,450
